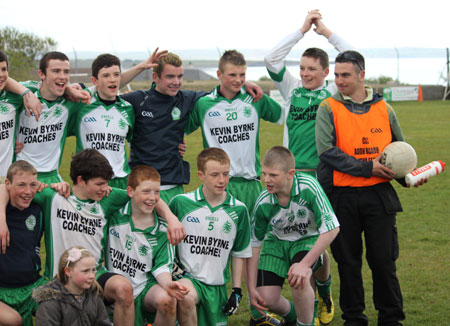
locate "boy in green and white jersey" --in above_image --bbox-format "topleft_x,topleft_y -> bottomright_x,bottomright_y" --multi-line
106,165 -> 189,325
186,50 -> 282,215
0,50 -> 43,178
0,149 -> 186,326
13,52 -> 89,184
264,11 -> 351,174
169,148 -> 252,326
265,12 -> 352,323
0,51 -> 22,178
70,54 -> 135,189
247,146 -> 339,326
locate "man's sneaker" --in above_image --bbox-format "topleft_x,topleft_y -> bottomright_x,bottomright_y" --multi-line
250,313 -> 285,326
318,290 -> 334,325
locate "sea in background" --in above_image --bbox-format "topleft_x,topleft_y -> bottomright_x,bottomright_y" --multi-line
70,48 -> 449,86
201,57 -> 447,85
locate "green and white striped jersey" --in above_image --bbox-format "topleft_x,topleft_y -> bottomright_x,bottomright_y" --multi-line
0,90 -> 21,176
169,186 -> 252,286
33,188 -> 129,279
70,92 -> 135,179
16,81 -> 83,173
185,87 -> 282,179
252,172 -> 338,246
265,31 -> 351,170
106,201 -> 174,298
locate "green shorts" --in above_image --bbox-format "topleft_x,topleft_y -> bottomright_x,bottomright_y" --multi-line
259,234 -> 321,279
0,277 -> 47,326
108,175 -> 129,189
227,177 -> 262,215
134,278 -> 157,325
183,275 -> 228,326
37,170 -> 63,185
160,185 -> 184,204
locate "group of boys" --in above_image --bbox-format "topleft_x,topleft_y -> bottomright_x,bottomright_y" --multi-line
0,9 -> 423,326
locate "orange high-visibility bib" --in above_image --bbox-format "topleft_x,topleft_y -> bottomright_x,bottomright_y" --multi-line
328,97 -> 392,187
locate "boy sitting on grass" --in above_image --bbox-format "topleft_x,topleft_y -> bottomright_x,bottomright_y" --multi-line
247,146 -> 339,326
106,165 -> 189,325
169,147 -> 252,326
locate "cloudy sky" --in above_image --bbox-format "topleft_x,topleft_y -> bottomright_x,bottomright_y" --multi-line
2,0 -> 449,55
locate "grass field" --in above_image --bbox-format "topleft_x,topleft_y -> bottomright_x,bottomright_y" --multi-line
56,98 -> 450,325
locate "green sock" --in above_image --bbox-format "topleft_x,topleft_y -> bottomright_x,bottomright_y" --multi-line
281,300 -> 297,323
315,274 -> 331,298
312,299 -> 318,325
250,305 -> 265,320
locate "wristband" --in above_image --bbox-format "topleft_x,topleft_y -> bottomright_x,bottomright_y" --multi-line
21,89 -> 31,97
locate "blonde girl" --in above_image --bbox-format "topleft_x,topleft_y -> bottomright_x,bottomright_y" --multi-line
33,246 -> 110,326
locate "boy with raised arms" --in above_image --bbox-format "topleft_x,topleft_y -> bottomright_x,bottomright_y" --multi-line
247,146 -> 339,326
185,50 -> 283,215
0,161 -> 46,326
169,147 -> 252,326
106,165 -> 189,325
120,52 -> 263,203
0,149 -> 185,326
264,11 -> 352,323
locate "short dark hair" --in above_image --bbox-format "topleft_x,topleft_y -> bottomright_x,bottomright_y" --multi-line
302,47 -> 329,69
91,53 -> 121,79
197,148 -> 230,173
0,50 -> 8,69
39,51 -> 69,75
70,149 -> 114,184
335,50 -> 365,72
219,50 -> 246,72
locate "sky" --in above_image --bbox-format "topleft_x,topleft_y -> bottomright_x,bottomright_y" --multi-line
2,0 -> 450,57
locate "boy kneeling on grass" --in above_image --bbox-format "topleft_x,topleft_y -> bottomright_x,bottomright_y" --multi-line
169,148 -> 252,326
105,165 -> 189,325
247,146 -> 340,326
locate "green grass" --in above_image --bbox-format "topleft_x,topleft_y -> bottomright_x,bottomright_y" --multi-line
56,100 -> 450,325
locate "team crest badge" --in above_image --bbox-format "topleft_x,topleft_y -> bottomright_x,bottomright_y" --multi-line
223,221 -> 232,234
0,104 -> 9,114
171,107 -> 181,121
139,245 -> 149,256
25,215 -> 36,231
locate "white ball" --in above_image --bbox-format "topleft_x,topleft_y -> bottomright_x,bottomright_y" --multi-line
380,141 -> 417,178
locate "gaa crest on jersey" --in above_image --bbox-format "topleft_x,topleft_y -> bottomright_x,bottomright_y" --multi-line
318,90 -> 328,100
53,106 -> 63,118
222,221 -> 232,234
0,104 -> 9,114
25,214 -> 36,231
118,118 -> 127,130
89,205 -> 99,215
138,245 -> 149,257
296,208 -> 307,219
171,107 -> 181,121
243,106 -> 252,118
